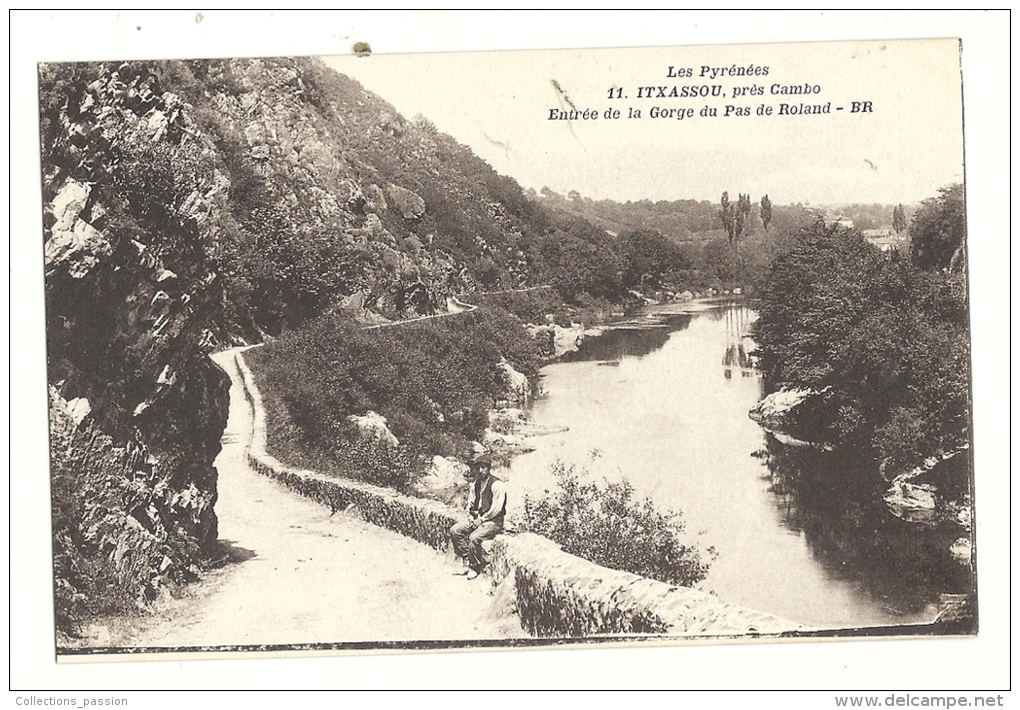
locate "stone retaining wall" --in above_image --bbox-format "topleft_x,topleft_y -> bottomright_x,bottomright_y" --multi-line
489,534 -> 799,637
233,349 -> 803,638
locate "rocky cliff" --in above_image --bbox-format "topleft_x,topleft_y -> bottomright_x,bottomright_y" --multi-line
41,62 -> 231,633
154,57 -> 543,333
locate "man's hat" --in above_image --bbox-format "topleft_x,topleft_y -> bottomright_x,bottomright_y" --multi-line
469,451 -> 492,466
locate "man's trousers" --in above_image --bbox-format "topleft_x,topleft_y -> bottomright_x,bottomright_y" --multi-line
450,518 -> 502,571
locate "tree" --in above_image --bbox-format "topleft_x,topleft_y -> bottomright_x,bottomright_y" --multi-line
909,184 -> 966,272
719,192 -> 731,235
719,191 -> 752,249
892,204 -> 906,234
753,220 -> 971,470
761,194 -> 773,232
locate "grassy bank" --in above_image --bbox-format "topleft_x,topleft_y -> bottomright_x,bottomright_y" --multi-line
244,307 -> 542,490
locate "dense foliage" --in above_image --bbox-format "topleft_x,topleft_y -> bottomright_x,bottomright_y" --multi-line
910,183 -> 966,272
753,216 -> 970,472
246,308 -> 543,489
522,463 -> 712,587
537,188 -> 820,295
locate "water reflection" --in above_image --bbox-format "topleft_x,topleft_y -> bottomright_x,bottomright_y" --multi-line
758,435 -> 974,620
722,306 -> 756,378
512,300 -> 972,627
558,313 -> 692,363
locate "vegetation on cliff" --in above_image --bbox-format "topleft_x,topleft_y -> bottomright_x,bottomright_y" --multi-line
752,196 -> 970,474
245,308 -> 543,490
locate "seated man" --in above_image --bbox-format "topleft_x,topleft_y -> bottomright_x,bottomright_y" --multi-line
450,450 -> 507,580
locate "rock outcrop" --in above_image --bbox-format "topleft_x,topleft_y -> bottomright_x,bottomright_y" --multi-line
386,183 -> 426,220
413,455 -> 468,494
349,410 -> 400,448
497,358 -> 531,404
41,62 -> 231,634
527,323 -> 603,359
749,387 -> 816,427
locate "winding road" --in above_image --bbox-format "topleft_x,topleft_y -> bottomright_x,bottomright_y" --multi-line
95,350 -> 521,648
361,296 -> 477,330
361,286 -> 552,331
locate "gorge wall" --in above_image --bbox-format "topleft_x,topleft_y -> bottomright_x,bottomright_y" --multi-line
42,64 -> 231,633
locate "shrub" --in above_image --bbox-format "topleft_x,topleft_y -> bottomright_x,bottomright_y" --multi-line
245,307 -> 543,489
521,462 -> 712,587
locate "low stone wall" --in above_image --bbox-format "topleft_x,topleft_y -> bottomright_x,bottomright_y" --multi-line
233,349 -> 803,638
489,534 -> 799,637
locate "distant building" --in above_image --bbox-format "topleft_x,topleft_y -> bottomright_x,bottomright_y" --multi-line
862,228 -> 908,252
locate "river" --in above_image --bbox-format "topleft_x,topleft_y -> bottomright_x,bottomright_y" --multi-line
505,299 -> 972,629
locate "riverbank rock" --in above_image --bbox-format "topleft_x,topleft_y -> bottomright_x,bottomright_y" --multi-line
883,481 -> 938,524
483,430 -> 534,462
749,387 -> 814,424
349,410 -> 399,447
498,358 -> 531,404
749,387 -> 823,436
882,446 -> 973,531
949,537 -> 972,564
526,323 -> 604,358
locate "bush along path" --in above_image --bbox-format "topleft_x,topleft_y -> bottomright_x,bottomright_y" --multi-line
76,348 -> 523,650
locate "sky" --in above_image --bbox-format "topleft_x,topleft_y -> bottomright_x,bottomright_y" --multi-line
325,39 -> 965,206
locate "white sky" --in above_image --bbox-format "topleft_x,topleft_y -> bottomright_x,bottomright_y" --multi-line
325,39 -> 964,206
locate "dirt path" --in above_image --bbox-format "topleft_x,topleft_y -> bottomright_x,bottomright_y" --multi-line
361,285 -> 551,331
362,296 -> 477,330
103,350 -> 521,648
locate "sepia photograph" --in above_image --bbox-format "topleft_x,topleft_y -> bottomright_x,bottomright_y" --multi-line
38,36 -> 978,655
11,10 -> 1010,694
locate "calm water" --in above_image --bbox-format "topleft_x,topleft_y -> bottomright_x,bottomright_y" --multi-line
505,300 -> 971,628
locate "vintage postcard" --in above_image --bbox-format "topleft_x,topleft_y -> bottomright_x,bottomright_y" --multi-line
38,35 -> 977,663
